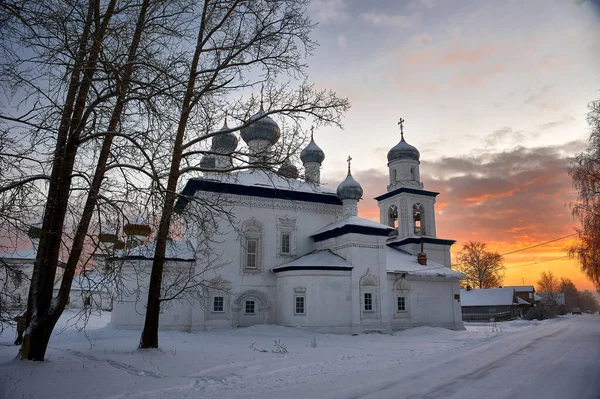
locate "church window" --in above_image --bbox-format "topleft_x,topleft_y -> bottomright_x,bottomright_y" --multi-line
245,300 -> 255,314
410,167 -> 416,181
295,296 -> 305,315
392,169 -> 397,182
364,293 -> 373,311
397,296 -> 406,312
84,296 -> 91,308
281,232 -> 291,254
413,203 -> 425,235
246,239 -> 258,268
213,296 -> 224,312
241,219 -> 263,272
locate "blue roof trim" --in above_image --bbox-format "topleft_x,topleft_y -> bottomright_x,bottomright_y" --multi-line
387,237 -> 456,247
272,266 -> 353,273
374,187 -> 439,202
312,224 -> 393,242
175,178 -> 342,213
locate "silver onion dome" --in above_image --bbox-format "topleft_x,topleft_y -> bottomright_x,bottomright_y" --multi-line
211,120 -> 238,153
240,107 -> 281,145
336,167 -> 363,200
387,136 -> 420,163
300,137 -> 325,165
278,159 -> 299,179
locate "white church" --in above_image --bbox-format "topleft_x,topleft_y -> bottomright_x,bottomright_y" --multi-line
111,111 -> 464,333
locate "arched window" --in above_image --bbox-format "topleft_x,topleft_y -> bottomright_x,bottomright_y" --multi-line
388,205 -> 398,229
392,169 -> 397,182
410,167 -> 416,181
413,203 -> 425,235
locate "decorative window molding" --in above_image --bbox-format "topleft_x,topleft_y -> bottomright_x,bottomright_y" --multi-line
240,218 -> 264,274
359,268 -> 379,287
294,295 -> 305,315
393,278 -> 411,293
293,286 -> 307,294
276,216 -> 297,257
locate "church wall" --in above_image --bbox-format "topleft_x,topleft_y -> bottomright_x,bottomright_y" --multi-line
275,270 -> 352,333
386,276 -> 464,331
394,243 -> 453,267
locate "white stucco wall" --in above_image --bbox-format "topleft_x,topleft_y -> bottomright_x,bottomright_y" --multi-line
275,270 -> 352,333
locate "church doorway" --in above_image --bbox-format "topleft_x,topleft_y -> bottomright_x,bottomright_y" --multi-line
233,290 -> 271,327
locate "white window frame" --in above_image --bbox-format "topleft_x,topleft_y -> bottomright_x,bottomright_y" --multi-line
294,295 -> 305,315
276,217 -> 297,257
364,292 -> 373,312
213,296 -> 224,312
245,300 -> 256,314
397,296 -> 407,312
245,238 -> 258,269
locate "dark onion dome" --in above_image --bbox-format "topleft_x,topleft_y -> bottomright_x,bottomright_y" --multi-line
278,159 -> 299,179
387,136 -> 420,163
336,172 -> 363,201
300,137 -> 325,165
211,119 -> 238,153
240,107 -> 280,145
199,154 -> 216,169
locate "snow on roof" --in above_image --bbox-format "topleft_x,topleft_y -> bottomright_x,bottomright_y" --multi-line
516,296 -> 532,305
534,292 -> 566,305
311,216 -> 393,237
70,273 -> 115,292
460,288 -> 516,307
385,247 -> 463,279
205,170 -> 337,195
111,240 -> 196,261
504,285 -> 535,292
271,249 -> 352,272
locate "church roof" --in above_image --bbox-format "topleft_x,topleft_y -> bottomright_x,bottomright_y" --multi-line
175,170 -> 342,213
374,186 -> 439,202
386,247 -> 463,279
310,216 -> 393,242
108,240 -> 196,262
271,249 -> 353,273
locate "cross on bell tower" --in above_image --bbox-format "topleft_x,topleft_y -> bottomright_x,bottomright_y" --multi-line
398,117 -> 405,140
347,155 -> 352,174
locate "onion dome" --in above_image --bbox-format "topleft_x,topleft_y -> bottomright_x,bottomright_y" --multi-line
387,136 -> 420,162
388,120 -> 420,162
300,134 -> 325,165
336,157 -> 363,200
278,159 -> 299,179
200,154 -> 216,169
240,107 -> 280,145
211,119 -> 238,153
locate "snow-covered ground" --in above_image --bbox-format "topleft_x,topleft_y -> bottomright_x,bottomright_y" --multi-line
0,312 -> 598,398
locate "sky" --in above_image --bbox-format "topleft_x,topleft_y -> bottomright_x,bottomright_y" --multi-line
305,0 -> 600,291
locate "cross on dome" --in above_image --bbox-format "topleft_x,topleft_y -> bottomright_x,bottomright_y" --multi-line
347,155 -> 352,174
398,117 -> 405,140
310,125 -> 314,141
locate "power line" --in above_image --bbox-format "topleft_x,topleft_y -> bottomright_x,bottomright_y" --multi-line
499,233 -> 577,256
504,255 -> 571,270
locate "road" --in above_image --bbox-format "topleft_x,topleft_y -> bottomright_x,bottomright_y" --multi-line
213,316 -> 600,399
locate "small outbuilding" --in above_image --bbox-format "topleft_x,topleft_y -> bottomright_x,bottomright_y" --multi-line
460,287 -> 530,322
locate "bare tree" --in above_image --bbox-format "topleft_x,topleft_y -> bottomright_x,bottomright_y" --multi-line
537,270 -> 561,294
138,0 -> 349,348
455,241 -> 505,289
569,98 -> 600,290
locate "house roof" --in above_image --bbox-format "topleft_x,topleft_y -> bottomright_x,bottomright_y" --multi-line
460,288 -> 517,307
271,249 -> 353,273
0,247 -> 66,265
385,247 -> 463,279
516,296 -> 532,305
310,216 -> 393,242
108,240 -> 196,262
534,292 -> 566,305
503,285 -> 535,292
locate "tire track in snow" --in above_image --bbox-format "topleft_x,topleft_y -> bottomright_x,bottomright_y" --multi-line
58,348 -> 164,378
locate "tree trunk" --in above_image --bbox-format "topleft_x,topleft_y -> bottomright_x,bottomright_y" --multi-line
139,1 -> 209,348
